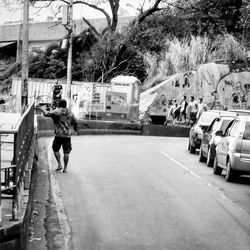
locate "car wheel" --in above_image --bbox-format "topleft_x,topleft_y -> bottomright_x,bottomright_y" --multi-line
198,148 -> 206,162
206,148 -> 213,167
225,160 -> 236,182
188,142 -> 190,151
213,156 -> 222,175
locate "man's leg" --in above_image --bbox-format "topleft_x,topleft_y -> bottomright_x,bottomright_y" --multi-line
54,151 -> 63,170
63,154 -> 69,173
62,137 -> 72,173
52,137 -> 63,171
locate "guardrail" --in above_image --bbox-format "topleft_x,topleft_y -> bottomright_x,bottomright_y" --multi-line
0,103 -> 34,225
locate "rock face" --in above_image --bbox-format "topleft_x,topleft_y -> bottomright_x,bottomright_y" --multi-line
140,62 -> 250,119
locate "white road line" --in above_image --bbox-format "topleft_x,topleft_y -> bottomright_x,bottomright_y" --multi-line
48,139 -> 71,250
160,150 -> 250,217
160,150 -> 226,198
160,150 -> 204,180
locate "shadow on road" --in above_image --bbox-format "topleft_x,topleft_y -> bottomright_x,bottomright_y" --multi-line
234,176 -> 250,185
220,174 -> 250,185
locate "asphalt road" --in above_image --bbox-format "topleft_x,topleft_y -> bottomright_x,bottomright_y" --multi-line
48,136 -> 250,250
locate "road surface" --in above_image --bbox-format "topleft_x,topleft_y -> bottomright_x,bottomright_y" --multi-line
48,136 -> 250,250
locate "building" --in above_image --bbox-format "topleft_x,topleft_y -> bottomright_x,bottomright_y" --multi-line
0,16 -> 134,58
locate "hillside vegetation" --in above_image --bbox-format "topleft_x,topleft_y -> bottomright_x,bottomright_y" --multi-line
1,0 -> 250,92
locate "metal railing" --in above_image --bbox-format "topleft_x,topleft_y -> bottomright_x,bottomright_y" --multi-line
0,103 -> 34,224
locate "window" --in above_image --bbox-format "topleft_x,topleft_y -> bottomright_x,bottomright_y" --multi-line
220,119 -> 232,134
243,122 -> 250,140
213,120 -> 222,132
229,120 -> 240,137
198,112 -> 219,125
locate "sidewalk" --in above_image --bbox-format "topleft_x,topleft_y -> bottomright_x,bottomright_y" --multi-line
26,137 -> 64,250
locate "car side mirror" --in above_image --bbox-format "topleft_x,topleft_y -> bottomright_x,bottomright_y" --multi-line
215,130 -> 223,136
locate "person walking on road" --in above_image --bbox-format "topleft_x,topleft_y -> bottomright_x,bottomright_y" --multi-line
39,99 -> 78,173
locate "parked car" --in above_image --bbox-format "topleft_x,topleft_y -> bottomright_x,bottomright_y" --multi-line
213,115 -> 250,182
199,113 -> 236,166
229,109 -> 250,116
188,110 -> 233,154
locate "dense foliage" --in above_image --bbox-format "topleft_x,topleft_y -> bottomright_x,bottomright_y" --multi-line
26,0 -> 250,86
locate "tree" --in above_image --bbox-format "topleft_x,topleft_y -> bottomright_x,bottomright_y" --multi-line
241,0 -> 250,46
76,31 -> 147,82
30,0 -> 121,36
136,0 -> 163,24
171,0 -> 243,35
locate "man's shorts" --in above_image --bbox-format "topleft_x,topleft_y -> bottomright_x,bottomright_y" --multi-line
52,136 -> 72,154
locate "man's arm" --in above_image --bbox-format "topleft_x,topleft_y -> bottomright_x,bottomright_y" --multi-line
57,85 -> 63,97
71,115 -> 78,133
38,106 -> 57,117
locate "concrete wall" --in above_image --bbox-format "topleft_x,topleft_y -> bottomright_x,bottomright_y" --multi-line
36,116 -> 189,138
143,124 -> 190,137
36,116 -> 143,137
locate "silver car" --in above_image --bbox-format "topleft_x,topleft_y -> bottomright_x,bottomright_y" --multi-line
188,110 -> 235,154
213,115 -> 250,182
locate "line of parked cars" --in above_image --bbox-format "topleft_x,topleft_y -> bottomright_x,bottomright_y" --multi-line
188,109 -> 250,182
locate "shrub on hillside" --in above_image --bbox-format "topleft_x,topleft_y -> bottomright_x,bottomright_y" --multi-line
143,34 -> 248,88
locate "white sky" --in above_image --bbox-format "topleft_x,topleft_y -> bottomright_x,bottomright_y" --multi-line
0,0 -> 150,24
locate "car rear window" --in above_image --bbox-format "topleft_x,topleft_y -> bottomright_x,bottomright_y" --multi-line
221,120 -> 232,133
243,122 -> 250,140
198,112 -> 219,125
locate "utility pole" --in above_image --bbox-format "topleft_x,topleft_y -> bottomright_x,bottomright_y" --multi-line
66,0 -> 73,109
21,0 -> 29,113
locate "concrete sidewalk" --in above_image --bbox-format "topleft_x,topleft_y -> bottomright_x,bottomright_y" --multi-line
26,137 -> 65,250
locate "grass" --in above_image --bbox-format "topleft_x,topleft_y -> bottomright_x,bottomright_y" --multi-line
143,34 -> 248,88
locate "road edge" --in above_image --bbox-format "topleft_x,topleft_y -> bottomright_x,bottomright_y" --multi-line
47,139 -> 72,250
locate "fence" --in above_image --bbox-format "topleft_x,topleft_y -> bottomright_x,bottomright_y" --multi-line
0,103 -> 34,225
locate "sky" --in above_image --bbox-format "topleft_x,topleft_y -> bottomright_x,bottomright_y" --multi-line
0,0 -> 147,25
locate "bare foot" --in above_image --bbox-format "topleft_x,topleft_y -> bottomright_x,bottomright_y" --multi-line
56,166 -> 63,171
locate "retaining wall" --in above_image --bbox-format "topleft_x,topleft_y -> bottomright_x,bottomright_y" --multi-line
36,116 -> 189,138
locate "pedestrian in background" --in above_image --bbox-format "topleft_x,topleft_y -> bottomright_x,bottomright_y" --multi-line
186,96 -> 198,126
39,99 -> 78,173
165,99 -> 175,125
179,95 -> 188,123
171,99 -> 180,126
52,80 -> 63,108
196,97 -> 207,118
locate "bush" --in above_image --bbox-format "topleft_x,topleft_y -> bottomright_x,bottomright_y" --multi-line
143,34 -> 248,88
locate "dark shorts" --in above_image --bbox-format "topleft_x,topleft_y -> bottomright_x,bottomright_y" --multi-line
52,137 -> 72,154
